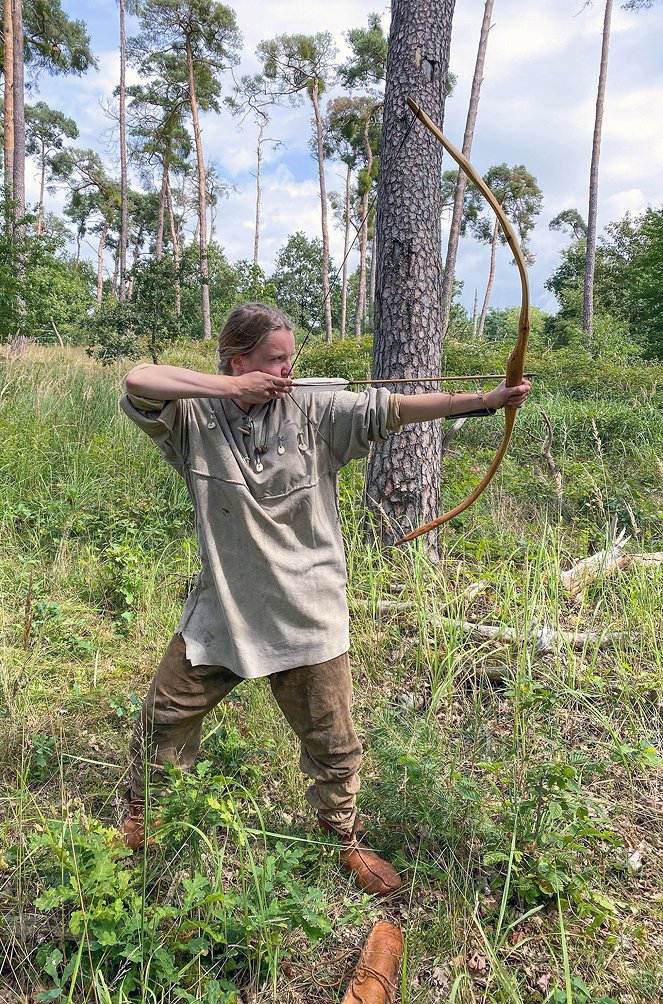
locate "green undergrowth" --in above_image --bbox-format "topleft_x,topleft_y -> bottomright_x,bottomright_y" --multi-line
0,347 -> 661,1003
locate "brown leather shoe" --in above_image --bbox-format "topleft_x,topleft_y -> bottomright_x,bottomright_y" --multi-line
122,801 -> 160,851
341,920 -> 404,1003
319,818 -> 402,897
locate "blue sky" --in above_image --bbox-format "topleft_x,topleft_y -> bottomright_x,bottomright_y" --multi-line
29,0 -> 663,316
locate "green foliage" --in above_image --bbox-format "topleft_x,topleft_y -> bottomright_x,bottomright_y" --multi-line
365,711 -> 620,917
21,0 -> 96,76
0,202 -> 95,344
269,231 -> 340,332
483,305 -> 549,351
545,205 -> 663,359
297,334 -> 372,381
28,773 -> 333,1001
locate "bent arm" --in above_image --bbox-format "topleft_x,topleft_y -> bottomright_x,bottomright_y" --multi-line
125,365 -> 292,404
398,380 -> 531,425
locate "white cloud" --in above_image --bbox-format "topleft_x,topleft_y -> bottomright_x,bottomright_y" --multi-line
25,0 -> 663,313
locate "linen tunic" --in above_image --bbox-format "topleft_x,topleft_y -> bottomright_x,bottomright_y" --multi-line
121,386 -> 400,679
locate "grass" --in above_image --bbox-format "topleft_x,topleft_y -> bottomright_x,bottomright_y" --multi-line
0,344 -> 661,1002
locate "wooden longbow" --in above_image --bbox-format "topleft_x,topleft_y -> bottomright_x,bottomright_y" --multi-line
395,98 -> 531,546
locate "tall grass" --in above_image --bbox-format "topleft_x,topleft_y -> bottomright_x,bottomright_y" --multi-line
1,346 -> 661,1003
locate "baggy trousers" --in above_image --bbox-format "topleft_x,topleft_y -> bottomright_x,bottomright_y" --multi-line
129,634 -> 362,833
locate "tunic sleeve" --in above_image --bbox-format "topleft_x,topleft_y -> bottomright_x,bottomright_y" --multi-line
120,388 -> 191,476
328,388 -> 401,468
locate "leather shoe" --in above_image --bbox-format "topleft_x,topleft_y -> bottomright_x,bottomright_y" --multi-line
341,920 -> 404,1003
122,801 -> 160,851
319,817 -> 402,897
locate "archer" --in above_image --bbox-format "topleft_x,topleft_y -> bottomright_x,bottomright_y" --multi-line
121,300 -> 530,896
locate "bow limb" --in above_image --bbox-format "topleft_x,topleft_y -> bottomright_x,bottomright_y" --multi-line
395,99 -> 530,546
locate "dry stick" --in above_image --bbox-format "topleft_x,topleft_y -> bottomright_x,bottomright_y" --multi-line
537,407 -> 563,499
355,599 -> 633,655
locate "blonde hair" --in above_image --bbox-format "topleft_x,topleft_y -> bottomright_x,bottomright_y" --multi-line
217,303 -> 293,374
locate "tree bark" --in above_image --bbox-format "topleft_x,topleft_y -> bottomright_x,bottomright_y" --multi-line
354,110 -> 376,338
166,173 -> 182,317
340,162 -> 352,339
367,0 -> 455,549
440,0 -> 494,337
311,79 -> 333,342
118,0 -> 129,301
155,160 -> 168,261
186,35 -> 212,340
3,0 -> 15,207
11,0 -> 25,217
582,0 -> 613,347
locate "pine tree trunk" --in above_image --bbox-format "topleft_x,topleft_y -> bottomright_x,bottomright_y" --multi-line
2,0 -> 14,207
441,0 -> 493,338
11,0 -> 25,217
340,162 -> 351,339
366,0 -> 456,549
36,138 -> 46,236
166,174 -> 182,317
253,116 -> 265,267
354,183 -> 369,337
354,111 -> 374,338
186,36 -> 212,340
583,0 -> 613,347
369,232 -> 377,325
476,216 -> 499,340
97,222 -> 110,304
155,160 -> 168,261
118,0 -> 128,301
311,79 -> 333,342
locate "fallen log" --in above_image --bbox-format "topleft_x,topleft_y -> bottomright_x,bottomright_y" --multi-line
354,600 -> 630,653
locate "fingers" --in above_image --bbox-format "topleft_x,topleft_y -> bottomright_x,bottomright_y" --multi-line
506,379 -> 532,409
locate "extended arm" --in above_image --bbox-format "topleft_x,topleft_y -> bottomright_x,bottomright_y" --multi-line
125,364 -> 293,405
398,379 -> 531,425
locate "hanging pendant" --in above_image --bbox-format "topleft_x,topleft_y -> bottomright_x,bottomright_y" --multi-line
297,432 -> 308,453
277,436 -> 285,456
255,457 -> 264,473
207,413 -> 217,429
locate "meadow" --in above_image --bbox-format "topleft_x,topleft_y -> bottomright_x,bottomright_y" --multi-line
0,342 -> 661,1003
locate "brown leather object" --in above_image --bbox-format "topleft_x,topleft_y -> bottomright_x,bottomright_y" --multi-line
341,921 -> 404,1003
319,818 -> 402,897
122,801 -> 161,851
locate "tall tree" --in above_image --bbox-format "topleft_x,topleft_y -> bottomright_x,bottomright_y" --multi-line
49,147 -> 120,303
126,52 -> 193,261
465,162 -> 541,340
226,73 -> 282,269
322,96 -> 377,339
2,0 -> 95,217
3,0 -> 15,206
366,0 -> 456,547
440,0 -> 494,338
25,100 -> 78,234
257,32 -> 338,341
118,0 -> 129,300
582,0 -> 612,345
132,0 -> 241,339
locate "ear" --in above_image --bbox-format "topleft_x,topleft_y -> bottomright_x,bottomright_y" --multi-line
229,353 -> 245,375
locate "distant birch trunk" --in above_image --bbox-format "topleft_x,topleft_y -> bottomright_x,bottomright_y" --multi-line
440,0 -> 494,338
583,0 -> 613,347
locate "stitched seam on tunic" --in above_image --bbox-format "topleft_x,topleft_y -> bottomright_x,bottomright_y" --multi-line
185,467 -> 335,501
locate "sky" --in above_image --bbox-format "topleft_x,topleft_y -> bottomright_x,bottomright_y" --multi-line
28,0 -> 663,316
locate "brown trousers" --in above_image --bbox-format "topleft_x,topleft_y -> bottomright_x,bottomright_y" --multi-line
129,634 -> 362,833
